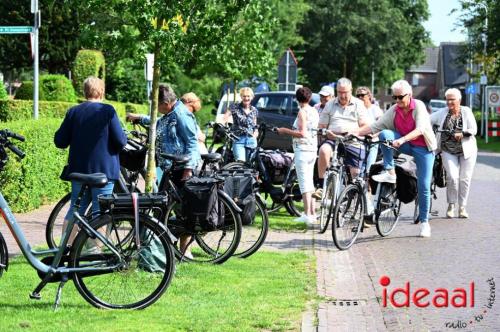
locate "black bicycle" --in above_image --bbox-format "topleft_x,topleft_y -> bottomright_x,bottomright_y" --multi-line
159,153 -> 243,264
46,128 -> 148,249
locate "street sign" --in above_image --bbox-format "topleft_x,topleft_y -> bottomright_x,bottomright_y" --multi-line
465,83 -> 479,95
0,26 -> 33,34
487,87 -> 500,107
480,74 -> 488,85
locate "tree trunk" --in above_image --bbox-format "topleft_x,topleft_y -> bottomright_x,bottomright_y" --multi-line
144,39 -> 162,193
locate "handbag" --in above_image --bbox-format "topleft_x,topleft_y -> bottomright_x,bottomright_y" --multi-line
59,164 -> 70,181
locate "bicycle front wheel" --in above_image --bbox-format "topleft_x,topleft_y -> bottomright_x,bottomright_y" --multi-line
70,213 -> 174,309
234,196 -> 269,258
375,184 -> 401,237
318,173 -> 337,234
332,184 -> 364,250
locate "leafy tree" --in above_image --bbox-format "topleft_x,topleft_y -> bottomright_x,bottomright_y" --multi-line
456,0 -> 500,84
84,0 -> 246,191
0,0 -> 87,75
297,0 -> 430,89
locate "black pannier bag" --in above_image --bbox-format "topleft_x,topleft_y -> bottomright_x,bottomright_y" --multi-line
433,153 -> 447,188
119,140 -> 147,172
219,169 -> 258,225
181,177 -> 224,231
369,158 -> 417,204
259,150 -> 293,184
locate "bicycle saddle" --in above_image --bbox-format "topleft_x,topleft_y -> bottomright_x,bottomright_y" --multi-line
67,173 -> 109,187
200,153 -> 222,162
160,153 -> 190,165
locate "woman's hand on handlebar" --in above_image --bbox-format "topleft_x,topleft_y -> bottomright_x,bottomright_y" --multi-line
392,137 -> 406,148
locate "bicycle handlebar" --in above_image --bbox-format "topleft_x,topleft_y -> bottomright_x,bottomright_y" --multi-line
0,130 -> 26,159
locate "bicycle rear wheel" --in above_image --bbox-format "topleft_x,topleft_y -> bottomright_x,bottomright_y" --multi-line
283,169 -> 301,217
70,213 -> 174,309
164,194 -> 242,264
375,184 -> 401,237
331,184 -> 364,250
233,196 -> 269,258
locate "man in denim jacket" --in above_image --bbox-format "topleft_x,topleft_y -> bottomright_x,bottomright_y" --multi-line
127,84 -> 200,181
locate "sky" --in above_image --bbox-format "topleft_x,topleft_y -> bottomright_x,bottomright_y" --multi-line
423,0 -> 467,45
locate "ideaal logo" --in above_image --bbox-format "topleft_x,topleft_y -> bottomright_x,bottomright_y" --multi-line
379,275 -> 496,329
379,275 -> 475,308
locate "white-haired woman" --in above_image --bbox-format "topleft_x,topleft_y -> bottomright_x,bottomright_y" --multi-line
431,88 -> 477,219
354,80 -> 436,237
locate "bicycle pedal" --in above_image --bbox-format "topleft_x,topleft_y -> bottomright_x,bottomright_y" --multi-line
29,292 -> 42,300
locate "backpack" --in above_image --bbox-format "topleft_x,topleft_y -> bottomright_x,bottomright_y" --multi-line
433,153 -> 447,188
181,177 -> 224,231
219,169 -> 258,225
260,150 -> 293,184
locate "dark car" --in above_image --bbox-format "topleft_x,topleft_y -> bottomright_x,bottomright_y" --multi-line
251,91 -> 320,150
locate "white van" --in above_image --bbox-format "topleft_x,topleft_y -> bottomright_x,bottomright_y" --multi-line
213,93 -> 241,124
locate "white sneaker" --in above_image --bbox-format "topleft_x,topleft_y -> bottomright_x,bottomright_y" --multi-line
183,251 -> 194,260
372,171 -> 396,184
306,214 -> 318,225
419,222 -> 431,238
293,214 -> 310,223
446,204 -> 455,218
459,206 -> 469,218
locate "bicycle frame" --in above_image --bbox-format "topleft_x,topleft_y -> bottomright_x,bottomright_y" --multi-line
0,189 -> 123,276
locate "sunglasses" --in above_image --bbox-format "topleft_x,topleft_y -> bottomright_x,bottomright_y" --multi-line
356,93 -> 367,98
392,94 -> 408,101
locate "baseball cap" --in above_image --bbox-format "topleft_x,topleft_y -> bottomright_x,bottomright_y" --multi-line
318,85 -> 334,97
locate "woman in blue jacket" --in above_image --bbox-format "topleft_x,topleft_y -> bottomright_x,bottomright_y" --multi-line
54,76 -> 127,242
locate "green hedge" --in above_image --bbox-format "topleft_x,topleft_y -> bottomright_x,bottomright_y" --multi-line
0,84 -> 7,100
15,75 -> 77,102
0,119 -> 70,212
0,99 -> 148,123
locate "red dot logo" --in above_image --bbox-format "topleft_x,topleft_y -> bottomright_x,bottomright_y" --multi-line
379,275 -> 391,286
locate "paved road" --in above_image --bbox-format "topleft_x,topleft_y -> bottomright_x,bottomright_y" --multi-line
311,150 -> 500,331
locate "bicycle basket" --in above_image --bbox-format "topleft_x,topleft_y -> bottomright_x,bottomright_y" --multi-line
120,143 -> 147,171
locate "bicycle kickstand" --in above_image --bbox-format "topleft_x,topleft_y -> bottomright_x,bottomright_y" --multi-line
53,275 -> 69,311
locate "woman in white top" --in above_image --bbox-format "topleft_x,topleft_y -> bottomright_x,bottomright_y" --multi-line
276,87 -> 319,224
430,88 -> 477,219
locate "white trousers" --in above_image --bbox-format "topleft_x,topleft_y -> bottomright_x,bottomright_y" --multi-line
294,149 -> 317,194
441,151 -> 477,207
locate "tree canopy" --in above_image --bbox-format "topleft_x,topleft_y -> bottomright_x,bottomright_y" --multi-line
297,0 -> 430,89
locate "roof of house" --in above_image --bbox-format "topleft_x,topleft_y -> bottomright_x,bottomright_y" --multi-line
408,47 -> 439,73
440,42 -> 468,87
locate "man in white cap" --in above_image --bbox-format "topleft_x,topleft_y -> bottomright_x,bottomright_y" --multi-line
314,85 -> 335,114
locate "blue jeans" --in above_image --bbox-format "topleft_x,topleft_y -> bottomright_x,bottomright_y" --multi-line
65,180 -> 115,221
364,144 -> 379,176
232,136 -> 257,162
378,130 -> 435,223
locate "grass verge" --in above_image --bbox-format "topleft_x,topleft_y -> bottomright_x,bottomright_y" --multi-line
477,136 -> 500,153
0,251 -> 316,331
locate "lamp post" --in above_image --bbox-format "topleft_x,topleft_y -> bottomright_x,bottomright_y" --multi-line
477,2 -> 488,137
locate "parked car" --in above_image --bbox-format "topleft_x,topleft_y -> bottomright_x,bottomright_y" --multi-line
428,99 -> 447,113
212,93 -> 241,123
252,91 -> 319,151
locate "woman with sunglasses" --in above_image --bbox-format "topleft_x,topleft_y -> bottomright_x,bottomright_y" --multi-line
354,80 -> 436,238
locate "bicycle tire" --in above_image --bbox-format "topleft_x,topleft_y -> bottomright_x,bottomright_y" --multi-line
233,195 -> 269,258
46,193 -> 72,249
331,184 -> 364,250
318,173 -> 337,234
0,231 -> 8,277
375,183 -> 401,237
413,195 -> 433,223
163,194 -> 242,264
70,213 -> 174,309
283,169 -> 301,217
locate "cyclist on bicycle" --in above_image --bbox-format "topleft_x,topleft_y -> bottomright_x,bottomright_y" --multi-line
314,77 -> 370,199
353,80 -> 436,238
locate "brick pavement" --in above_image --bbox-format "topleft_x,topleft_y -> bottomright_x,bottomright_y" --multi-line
2,151 -> 498,331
